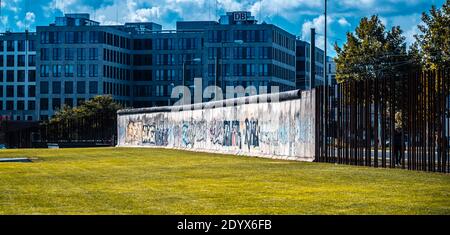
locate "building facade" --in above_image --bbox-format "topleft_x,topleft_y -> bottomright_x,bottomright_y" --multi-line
0,12 -> 322,121
0,32 -> 37,121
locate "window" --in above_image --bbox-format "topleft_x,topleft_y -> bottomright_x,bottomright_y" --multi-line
89,31 -> 100,43
17,40 -> 25,51
53,48 -> 62,60
18,55 -> 25,66
65,48 -> 75,60
7,70 -> 14,82
89,64 -> 98,77
0,40 -> 3,52
28,85 -> 35,97
40,81 -> 49,94
6,40 -> 14,51
64,98 -> 73,107
17,70 -> 25,82
52,65 -> 62,77
89,48 -> 98,60
28,55 -> 36,66
6,101 -> 14,110
52,98 -> 61,110
52,81 -> 61,94
77,64 -> 86,77
17,101 -> 25,110
28,40 -> 36,51
7,55 -> 14,67
17,85 -> 25,97
89,81 -> 98,94
64,65 -> 74,77
77,48 -> 86,60
40,48 -> 50,60
28,101 -> 35,110
40,65 -> 50,77
77,81 -> 85,94
65,32 -> 75,44
64,81 -> 73,94
0,71 -> 2,82
40,98 -> 49,110
28,70 -> 36,82
0,56 -> 3,67
6,85 -> 14,97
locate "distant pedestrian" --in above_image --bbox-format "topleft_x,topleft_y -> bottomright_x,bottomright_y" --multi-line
393,129 -> 403,166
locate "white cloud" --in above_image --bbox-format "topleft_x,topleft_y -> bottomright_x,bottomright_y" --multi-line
301,15 -> 335,51
338,17 -> 350,27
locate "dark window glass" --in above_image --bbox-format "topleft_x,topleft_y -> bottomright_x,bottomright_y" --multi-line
64,81 -> 73,94
6,85 -> 14,97
28,55 -> 36,66
6,101 -> 14,110
18,55 -> 25,66
40,81 -> 49,94
52,98 -> 61,110
6,70 -> 14,82
64,98 -> 73,107
89,81 -> 98,94
17,85 -> 25,97
28,70 -> 36,82
7,55 -> 14,67
17,70 -> 25,82
77,81 -> 85,94
17,40 -> 25,51
28,85 -> 35,97
6,41 -> 14,51
40,98 -> 49,110
28,100 -> 35,110
52,81 -> 61,94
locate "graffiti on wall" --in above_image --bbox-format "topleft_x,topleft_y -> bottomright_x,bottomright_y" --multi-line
118,90 -> 316,161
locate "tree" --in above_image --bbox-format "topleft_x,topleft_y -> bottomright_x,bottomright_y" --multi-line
334,15 -> 412,83
49,95 -> 122,125
414,0 -> 450,70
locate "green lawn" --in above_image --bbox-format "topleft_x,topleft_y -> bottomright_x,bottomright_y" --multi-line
0,147 -> 449,215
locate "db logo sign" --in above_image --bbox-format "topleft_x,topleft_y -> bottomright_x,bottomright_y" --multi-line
233,12 -> 248,21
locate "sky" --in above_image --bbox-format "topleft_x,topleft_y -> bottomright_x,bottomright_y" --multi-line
0,0 -> 446,56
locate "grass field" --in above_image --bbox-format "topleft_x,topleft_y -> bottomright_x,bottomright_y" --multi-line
0,147 -> 449,215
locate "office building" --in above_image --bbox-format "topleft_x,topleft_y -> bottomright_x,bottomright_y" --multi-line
0,31 -> 37,121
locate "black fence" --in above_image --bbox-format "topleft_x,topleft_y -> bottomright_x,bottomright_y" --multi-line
35,113 -> 117,148
316,69 -> 450,173
0,113 -> 117,148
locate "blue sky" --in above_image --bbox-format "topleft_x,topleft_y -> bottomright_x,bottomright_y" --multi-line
0,0 -> 446,56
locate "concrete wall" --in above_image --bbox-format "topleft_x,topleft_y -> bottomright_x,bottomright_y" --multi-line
117,90 -> 316,161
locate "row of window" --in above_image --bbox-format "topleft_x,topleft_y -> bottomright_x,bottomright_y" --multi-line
207,47 -> 271,60
40,64 -> 98,78
103,82 -> 130,97
40,48 -> 98,61
40,31 -> 103,45
40,97 -> 89,110
0,55 -> 36,67
133,85 -> 168,97
39,81 -> 98,95
0,70 -> 36,82
0,40 -> 36,52
272,30 -> 295,51
207,30 -> 270,43
207,64 -> 270,77
103,66 -> 131,81
0,100 -> 35,111
104,48 -> 132,65
0,85 -> 36,97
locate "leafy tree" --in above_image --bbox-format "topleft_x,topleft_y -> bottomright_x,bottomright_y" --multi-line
414,0 -> 450,70
334,15 -> 412,83
49,95 -> 122,124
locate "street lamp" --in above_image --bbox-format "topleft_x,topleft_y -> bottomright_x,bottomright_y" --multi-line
215,40 -> 244,97
168,83 -> 175,106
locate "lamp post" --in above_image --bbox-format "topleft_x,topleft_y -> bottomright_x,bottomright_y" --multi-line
215,40 -> 244,97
